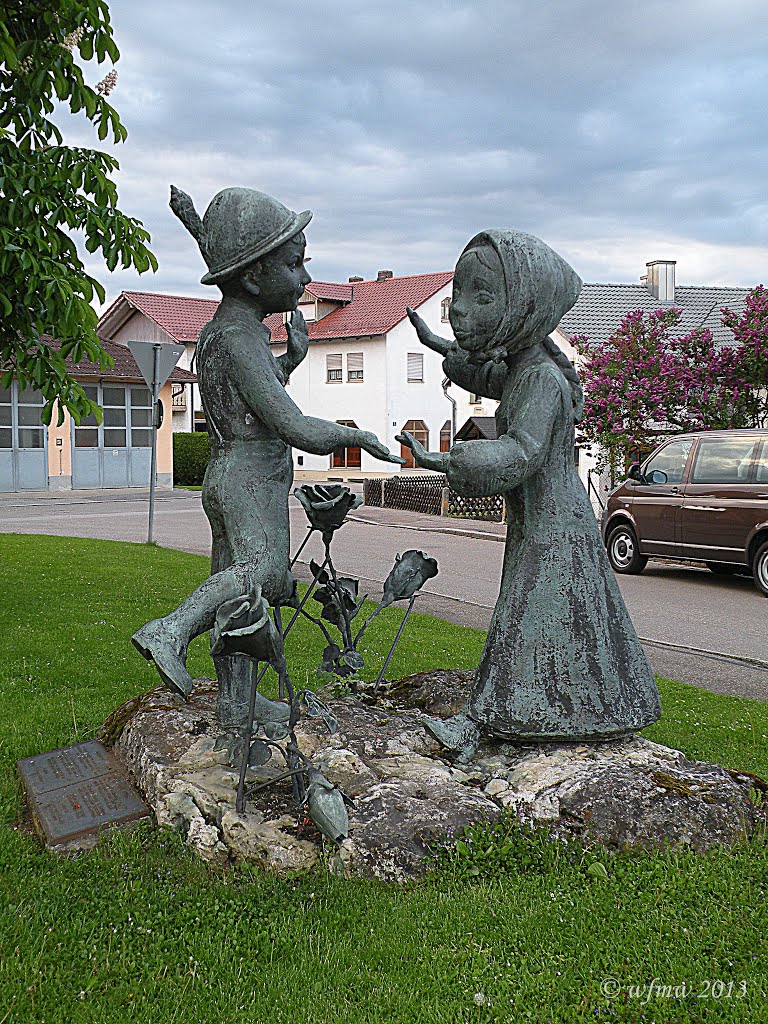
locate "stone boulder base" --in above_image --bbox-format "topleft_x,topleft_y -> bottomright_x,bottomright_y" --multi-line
102,671 -> 764,881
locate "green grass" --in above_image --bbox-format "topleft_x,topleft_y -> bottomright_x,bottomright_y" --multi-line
1,533 -> 767,1023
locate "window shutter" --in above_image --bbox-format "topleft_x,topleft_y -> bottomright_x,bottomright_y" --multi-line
326,353 -> 342,381
347,352 -> 364,380
407,352 -> 423,382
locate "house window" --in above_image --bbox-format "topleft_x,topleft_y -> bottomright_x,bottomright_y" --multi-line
441,297 -> 451,322
407,352 -> 424,383
347,352 -> 364,382
332,420 -> 361,469
326,353 -> 342,382
469,393 -> 482,405
440,420 -> 452,452
400,419 -> 429,469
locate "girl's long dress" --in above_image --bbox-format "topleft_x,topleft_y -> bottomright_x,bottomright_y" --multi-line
443,348 -> 661,741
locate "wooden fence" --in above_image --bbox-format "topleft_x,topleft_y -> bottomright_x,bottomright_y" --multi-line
363,475 -> 505,522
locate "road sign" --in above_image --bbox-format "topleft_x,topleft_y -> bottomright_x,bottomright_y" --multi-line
127,340 -> 184,391
125,341 -> 185,543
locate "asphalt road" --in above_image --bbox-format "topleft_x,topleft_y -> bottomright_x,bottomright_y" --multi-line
1,486 -> 767,700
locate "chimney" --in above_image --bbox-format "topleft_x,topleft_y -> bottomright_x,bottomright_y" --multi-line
348,276 -> 363,283
643,260 -> 676,303
376,269 -> 393,282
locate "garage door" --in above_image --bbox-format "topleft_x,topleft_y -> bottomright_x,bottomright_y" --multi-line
0,383 -> 48,491
71,384 -> 153,489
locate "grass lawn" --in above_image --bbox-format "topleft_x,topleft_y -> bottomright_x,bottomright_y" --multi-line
0,533 -> 766,1023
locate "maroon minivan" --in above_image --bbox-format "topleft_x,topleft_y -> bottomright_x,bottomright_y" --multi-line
602,429 -> 768,596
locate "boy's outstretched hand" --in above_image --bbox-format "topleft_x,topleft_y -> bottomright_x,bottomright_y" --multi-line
406,306 -> 454,357
358,430 -> 406,465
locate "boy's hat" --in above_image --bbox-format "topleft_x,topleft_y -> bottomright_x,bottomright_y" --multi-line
170,185 -> 312,286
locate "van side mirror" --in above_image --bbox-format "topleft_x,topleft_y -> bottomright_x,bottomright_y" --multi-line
627,463 -> 643,482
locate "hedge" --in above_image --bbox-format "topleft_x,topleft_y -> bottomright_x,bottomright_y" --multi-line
173,432 -> 210,485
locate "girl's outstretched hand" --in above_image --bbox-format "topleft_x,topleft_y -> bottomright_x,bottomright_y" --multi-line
395,431 -> 448,472
406,307 -> 454,356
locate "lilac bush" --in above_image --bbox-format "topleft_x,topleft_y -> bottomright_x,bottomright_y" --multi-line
574,291 -> 768,476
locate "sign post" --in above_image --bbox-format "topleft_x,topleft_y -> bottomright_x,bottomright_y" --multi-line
126,340 -> 185,543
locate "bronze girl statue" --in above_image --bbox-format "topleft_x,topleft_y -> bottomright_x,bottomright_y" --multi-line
399,229 -> 661,760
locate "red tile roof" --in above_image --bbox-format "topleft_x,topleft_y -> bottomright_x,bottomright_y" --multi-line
99,272 -> 453,348
99,291 -> 219,342
304,281 -> 353,303
45,336 -> 196,383
272,271 -> 454,341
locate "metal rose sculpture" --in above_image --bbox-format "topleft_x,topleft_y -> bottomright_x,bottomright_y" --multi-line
305,768 -> 352,844
293,487 -> 439,689
294,484 -> 362,543
211,588 -> 283,664
381,550 -> 439,607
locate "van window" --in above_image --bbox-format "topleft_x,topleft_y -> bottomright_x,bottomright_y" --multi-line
643,438 -> 693,484
756,443 -> 768,483
691,438 -> 758,484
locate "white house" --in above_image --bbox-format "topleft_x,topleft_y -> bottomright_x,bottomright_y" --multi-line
267,269 -> 502,473
98,272 -> 499,475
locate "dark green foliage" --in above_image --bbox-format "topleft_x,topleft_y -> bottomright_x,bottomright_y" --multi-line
429,813 -> 579,880
173,431 -> 210,485
0,1 -> 157,426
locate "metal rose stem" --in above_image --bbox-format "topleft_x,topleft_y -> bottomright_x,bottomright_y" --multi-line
232,529 -> 315,702
290,527 -> 315,568
256,555 -> 328,698
236,658 -> 260,814
274,607 -> 306,805
373,594 -> 418,693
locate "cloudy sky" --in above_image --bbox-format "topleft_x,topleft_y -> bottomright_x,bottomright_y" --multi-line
73,0 -> 768,307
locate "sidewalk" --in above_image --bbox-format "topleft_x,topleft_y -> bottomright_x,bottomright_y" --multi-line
0,486 -> 197,506
350,503 -> 506,543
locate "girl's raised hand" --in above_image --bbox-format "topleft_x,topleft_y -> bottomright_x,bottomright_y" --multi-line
406,307 -> 454,356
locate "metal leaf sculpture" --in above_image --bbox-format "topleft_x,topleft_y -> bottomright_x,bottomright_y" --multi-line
312,575 -> 360,626
305,768 -> 350,844
210,586 -> 283,665
247,739 -> 272,767
300,690 -> 338,734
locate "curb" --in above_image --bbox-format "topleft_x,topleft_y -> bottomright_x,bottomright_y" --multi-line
347,513 -> 506,543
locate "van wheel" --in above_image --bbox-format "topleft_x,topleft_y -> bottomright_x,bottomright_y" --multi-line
753,541 -> 768,597
607,524 -> 648,574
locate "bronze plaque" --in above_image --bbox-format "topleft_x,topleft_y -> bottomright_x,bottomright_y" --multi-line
17,739 -> 150,848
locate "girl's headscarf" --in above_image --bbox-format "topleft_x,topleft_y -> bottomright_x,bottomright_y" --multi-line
459,229 -> 584,421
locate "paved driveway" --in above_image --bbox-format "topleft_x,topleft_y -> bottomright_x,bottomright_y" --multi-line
2,486 -> 766,700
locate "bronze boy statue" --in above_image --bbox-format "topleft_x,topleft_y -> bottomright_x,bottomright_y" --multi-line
132,187 -> 401,723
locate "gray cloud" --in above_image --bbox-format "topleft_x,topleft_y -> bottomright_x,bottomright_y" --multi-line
73,0 -> 768,305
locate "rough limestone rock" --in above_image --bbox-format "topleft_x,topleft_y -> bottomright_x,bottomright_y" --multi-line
102,671 -> 765,881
